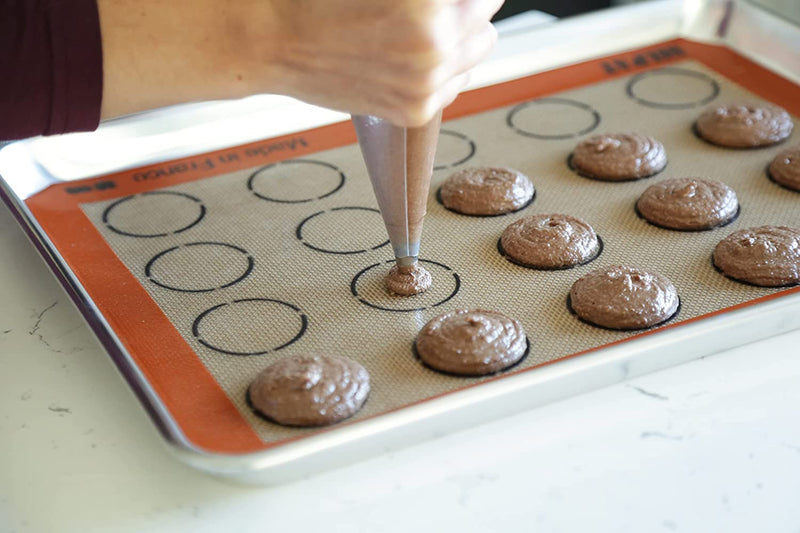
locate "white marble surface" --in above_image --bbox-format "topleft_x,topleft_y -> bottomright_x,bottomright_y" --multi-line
3,196 -> 800,532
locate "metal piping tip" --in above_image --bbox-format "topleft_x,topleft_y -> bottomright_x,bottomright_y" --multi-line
395,255 -> 418,269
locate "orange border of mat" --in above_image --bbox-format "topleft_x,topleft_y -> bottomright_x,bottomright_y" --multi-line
25,38 -> 800,454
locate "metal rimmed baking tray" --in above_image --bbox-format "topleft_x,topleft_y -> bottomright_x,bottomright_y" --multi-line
1,0 -> 799,484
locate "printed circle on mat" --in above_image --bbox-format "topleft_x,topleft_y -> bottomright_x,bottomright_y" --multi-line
102,191 -> 206,237
433,130 -> 476,170
351,259 -> 460,312
297,207 -> 390,254
507,98 -> 601,140
192,298 -> 308,355
145,242 -> 254,292
248,159 -> 345,203
626,68 -> 719,109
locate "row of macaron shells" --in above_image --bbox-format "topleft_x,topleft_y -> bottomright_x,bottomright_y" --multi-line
439,102 -> 799,291
247,103 -> 799,429
425,103 -> 800,372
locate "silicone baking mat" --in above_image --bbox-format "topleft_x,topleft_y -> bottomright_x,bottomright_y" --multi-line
24,39 -> 800,454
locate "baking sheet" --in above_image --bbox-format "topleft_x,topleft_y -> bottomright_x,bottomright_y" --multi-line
10,39 -> 800,463
77,58 -> 797,446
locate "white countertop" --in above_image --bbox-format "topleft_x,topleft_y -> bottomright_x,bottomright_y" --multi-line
4,5 -> 800,531
4,195 -> 800,532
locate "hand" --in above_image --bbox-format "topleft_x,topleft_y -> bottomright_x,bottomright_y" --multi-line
98,0 -> 503,126
259,0 -> 503,126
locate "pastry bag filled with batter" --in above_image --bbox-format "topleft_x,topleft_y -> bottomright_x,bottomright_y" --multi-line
352,112 -> 442,267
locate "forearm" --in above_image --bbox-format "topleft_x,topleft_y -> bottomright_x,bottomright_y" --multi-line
97,0 -> 279,119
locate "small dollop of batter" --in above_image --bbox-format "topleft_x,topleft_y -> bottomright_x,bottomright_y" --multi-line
500,213 -> 600,269
696,102 -> 793,148
248,354 -> 370,427
571,132 -> 667,181
769,145 -> 800,191
384,263 -> 432,296
569,265 -> 679,330
439,166 -> 535,215
713,226 -> 800,287
415,308 -> 528,375
636,177 -> 739,230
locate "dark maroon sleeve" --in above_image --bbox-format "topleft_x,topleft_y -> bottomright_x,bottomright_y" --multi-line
0,0 -> 103,140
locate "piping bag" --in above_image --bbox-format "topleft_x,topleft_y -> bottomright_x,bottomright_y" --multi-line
352,111 -> 442,269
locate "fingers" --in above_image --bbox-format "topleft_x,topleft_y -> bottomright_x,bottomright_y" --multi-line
386,71 -> 471,127
430,71 -> 471,114
412,0 -> 502,68
387,8 -> 498,126
449,0 -> 504,47
459,0 -> 505,31
438,0 -> 505,20
484,0 -> 506,20
422,0 -> 500,82
430,21 -> 497,90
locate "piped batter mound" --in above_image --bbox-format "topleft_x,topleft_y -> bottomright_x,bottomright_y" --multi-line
384,263 -> 432,295
712,226 -> 800,287
571,132 -> 667,181
500,214 -> 600,269
636,177 -> 739,230
768,145 -> 800,191
695,102 -> 794,148
248,354 -> 370,427
569,265 -> 680,330
439,167 -> 535,215
415,308 -> 528,376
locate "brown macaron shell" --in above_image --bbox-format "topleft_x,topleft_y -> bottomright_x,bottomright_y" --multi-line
571,132 -> 667,181
248,354 -> 370,427
713,226 -> 800,287
696,102 -> 794,148
500,214 -> 600,269
384,263 -> 432,296
415,308 -> 528,376
439,167 -> 535,216
636,177 -> 739,230
569,265 -> 680,330
768,145 -> 800,191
